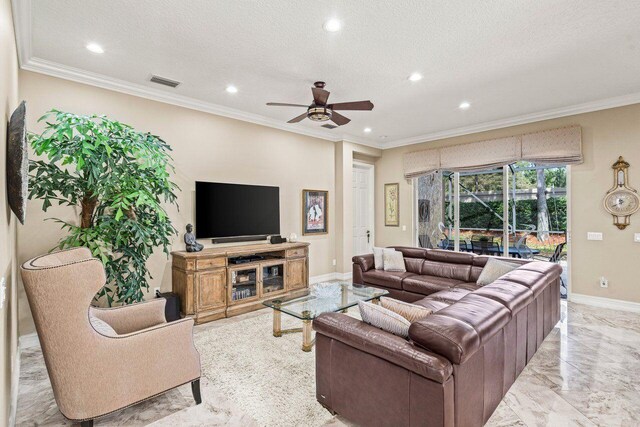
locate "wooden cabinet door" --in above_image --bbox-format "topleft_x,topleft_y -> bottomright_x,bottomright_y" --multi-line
287,258 -> 307,290
196,268 -> 227,311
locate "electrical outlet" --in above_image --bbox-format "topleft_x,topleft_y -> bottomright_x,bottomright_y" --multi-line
332,259 -> 336,266
634,233 -> 640,243
402,225 -> 407,231
599,277 -> 608,288
587,232 -> 603,241
153,287 -> 161,296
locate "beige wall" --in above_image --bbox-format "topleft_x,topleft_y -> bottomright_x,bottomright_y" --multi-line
1,0 -> 19,423
375,103 -> 640,303
18,71 -> 341,334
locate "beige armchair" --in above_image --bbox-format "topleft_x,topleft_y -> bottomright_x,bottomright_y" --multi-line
21,247 -> 202,426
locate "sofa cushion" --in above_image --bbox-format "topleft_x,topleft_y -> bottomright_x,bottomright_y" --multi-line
474,280 -> 533,314
358,301 -> 411,338
362,270 -> 415,290
499,269 -> 548,298
476,258 -> 520,286
373,247 -> 385,270
409,294 -> 511,363
427,288 -> 472,304
403,275 -> 464,295
422,260 -> 471,282
425,249 -> 475,265
454,282 -> 482,291
404,257 -> 425,274
384,250 -> 406,272
413,298 -> 451,313
380,297 -> 433,322
388,246 -> 428,259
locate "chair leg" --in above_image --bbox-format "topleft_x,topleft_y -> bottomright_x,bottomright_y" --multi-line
191,379 -> 202,405
81,420 -> 93,427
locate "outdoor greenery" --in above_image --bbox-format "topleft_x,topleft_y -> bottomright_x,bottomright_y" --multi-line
28,110 -> 179,306
444,162 -> 567,232
455,198 -> 567,231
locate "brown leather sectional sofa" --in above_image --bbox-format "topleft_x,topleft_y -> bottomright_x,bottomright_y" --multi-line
314,247 -> 562,427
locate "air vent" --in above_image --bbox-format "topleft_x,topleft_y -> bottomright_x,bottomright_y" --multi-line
321,124 -> 338,129
149,75 -> 181,88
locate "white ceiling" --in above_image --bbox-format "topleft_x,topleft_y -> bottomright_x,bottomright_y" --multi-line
14,0 -> 640,147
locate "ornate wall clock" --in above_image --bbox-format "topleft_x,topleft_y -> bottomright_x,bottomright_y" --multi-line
603,156 -> 640,229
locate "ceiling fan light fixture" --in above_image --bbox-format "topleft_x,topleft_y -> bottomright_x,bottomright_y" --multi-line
307,107 -> 332,122
86,43 -> 104,54
323,18 -> 341,32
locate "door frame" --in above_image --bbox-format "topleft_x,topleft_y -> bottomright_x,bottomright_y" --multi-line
353,161 -> 375,250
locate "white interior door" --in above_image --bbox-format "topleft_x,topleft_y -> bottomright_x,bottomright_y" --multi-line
353,163 -> 374,256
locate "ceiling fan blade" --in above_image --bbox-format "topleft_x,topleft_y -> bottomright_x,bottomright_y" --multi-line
266,102 -> 309,107
312,87 -> 330,106
287,112 -> 308,123
330,111 -> 351,126
328,100 -> 374,111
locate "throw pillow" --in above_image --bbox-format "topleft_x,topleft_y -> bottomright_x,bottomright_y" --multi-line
383,250 -> 406,272
89,316 -> 118,337
358,300 -> 411,338
373,247 -> 385,270
380,297 -> 433,322
476,258 -> 521,286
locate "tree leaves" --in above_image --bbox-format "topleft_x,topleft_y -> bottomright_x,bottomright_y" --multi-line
29,109 -> 179,306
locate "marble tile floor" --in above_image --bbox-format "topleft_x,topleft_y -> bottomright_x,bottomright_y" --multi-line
15,301 -> 640,426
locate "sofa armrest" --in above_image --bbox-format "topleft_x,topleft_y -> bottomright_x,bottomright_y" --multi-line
90,298 -> 167,334
313,313 -> 453,383
352,254 -> 375,272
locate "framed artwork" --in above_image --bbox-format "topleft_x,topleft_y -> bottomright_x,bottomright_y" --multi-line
384,183 -> 399,226
302,189 -> 328,235
7,101 -> 28,224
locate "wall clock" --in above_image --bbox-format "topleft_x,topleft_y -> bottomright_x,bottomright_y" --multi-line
603,156 -> 639,230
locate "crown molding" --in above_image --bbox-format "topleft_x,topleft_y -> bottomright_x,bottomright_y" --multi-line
26,57 -> 387,147
13,0 -> 640,152
12,0 -> 383,149
382,91 -> 640,149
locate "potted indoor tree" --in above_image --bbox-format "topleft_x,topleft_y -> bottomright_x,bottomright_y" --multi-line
28,109 -> 179,305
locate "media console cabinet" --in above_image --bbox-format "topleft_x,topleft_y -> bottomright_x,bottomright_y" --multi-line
171,242 -> 310,324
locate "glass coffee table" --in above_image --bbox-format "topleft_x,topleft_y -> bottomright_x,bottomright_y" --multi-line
263,282 -> 389,352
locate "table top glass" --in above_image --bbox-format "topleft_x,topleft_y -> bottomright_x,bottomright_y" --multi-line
263,282 -> 388,320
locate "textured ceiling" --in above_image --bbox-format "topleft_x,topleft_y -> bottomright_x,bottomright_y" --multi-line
19,0 -> 640,146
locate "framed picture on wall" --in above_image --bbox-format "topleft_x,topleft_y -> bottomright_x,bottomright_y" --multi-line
384,183 -> 400,226
302,189 -> 328,235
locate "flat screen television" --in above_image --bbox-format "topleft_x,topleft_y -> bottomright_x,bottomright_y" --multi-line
195,181 -> 280,242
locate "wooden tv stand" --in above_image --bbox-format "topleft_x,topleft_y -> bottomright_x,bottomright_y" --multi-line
171,242 -> 310,324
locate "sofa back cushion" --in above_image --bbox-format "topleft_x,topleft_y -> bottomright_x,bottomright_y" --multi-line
422,260 -> 471,281
409,294 -> 511,364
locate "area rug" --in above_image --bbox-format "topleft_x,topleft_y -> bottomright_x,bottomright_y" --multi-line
194,310 -> 351,427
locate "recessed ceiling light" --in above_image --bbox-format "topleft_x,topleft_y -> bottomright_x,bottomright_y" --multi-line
323,18 -> 341,32
226,85 -> 238,94
379,135 -> 388,139
363,127 -> 372,133
408,72 -> 423,82
86,43 -> 104,54
459,101 -> 471,110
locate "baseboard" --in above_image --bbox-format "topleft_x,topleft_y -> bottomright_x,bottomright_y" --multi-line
18,332 -> 39,349
9,345 -> 20,427
569,293 -> 640,313
310,272 -> 353,284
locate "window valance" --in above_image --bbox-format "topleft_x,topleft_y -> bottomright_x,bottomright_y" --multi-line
403,125 -> 582,178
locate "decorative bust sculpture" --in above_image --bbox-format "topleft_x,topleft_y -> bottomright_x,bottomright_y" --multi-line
184,224 -> 203,252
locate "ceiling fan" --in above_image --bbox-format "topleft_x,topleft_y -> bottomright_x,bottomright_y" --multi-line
266,81 -> 374,126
